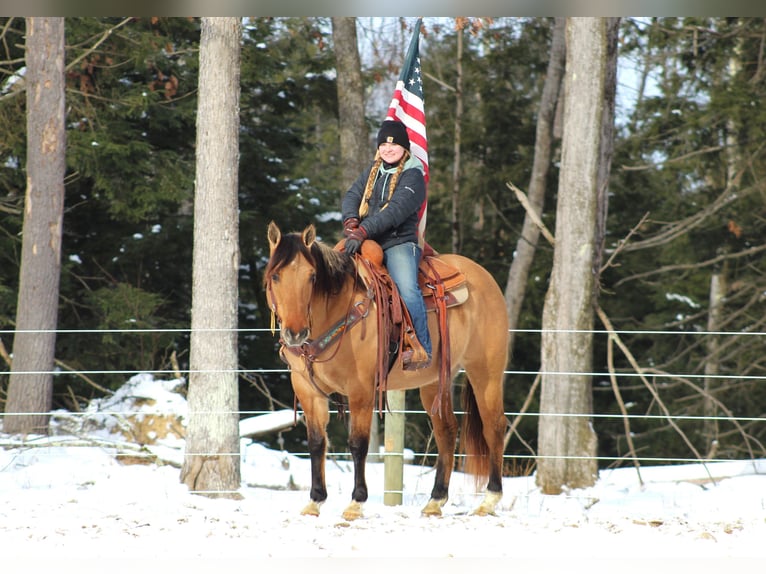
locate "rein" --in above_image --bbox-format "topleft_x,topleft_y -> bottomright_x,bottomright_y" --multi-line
421,257 -> 451,417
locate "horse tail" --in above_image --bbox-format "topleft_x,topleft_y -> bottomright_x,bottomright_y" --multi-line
460,379 -> 490,487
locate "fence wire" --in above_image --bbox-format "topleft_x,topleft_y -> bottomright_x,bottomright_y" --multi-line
1,326 -> 765,468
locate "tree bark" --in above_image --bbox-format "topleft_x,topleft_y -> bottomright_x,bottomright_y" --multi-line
180,17 -> 242,497
504,17 -> 566,363
332,17 -> 368,193
4,18 -> 65,435
594,18 -> 620,276
536,18 -> 618,494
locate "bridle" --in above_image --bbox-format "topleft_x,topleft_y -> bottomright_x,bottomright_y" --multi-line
267,259 -> 370,408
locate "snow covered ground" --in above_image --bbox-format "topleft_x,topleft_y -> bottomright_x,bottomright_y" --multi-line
1,374 -> 765,572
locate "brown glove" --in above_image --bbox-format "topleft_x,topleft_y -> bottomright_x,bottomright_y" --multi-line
343,217 -> 360,237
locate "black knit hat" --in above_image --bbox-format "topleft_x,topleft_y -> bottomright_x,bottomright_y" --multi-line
376,120 -> 410,150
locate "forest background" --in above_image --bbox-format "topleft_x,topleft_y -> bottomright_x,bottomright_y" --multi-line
1,17 -> 765,475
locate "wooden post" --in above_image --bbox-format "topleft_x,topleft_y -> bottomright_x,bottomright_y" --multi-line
383,390 -> 405,505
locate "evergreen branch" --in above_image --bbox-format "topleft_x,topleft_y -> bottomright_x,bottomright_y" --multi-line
65,17 -> 134,74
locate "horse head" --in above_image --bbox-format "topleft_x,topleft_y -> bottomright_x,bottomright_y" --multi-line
265,221 -> 318,347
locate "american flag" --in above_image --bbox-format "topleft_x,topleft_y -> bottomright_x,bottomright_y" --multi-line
385,18 -> 428,247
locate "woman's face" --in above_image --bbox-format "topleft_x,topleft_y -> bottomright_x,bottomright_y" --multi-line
378,142 -> 406,164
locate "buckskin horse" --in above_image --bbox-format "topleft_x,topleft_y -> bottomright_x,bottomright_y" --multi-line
264,221 -> 508,520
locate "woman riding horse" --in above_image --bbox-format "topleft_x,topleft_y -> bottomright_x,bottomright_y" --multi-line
265,221 -> 508,520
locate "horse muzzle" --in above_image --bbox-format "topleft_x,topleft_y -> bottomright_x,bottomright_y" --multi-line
281,326 -> 311,347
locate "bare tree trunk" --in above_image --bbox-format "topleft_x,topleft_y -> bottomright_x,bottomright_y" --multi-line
332,17 -> 368,193
703,266 -> 726,453
504,18 -> 565,362
180,17 -> 242,498
450,26 -> 463,254
594,18 -> 620,274
703,46 -> 742,454
4,18 -> 65,435
537,18 -> 618,494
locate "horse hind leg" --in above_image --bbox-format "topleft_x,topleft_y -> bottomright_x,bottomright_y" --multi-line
473,490 -> 503,517
461,373 -> 507,516
419,383 -> 458,517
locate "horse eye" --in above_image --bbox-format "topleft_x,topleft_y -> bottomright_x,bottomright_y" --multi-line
309,272 -> 316,284
271,273 -> 280,283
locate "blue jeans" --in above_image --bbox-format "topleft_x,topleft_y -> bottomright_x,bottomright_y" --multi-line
384,242 -> 432,357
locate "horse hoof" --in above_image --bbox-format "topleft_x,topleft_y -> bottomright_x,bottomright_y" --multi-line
421,497 -> 447,517
472,491 -> 502,516
341,500 -> 364,521
301,500 -> 322,516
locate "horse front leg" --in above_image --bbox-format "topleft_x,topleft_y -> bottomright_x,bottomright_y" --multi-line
419,383 -> 458,517
341,397 -> 373,521
295,386 -> 330,517
300,423 -> 328,516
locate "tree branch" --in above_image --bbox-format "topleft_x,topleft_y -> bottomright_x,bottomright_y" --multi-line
604,322 -> 644,485
506,181 -> 555,247
615,242 -> 766,287
600,211 -> 650,274
504,371 -> 540,454
620,145 -> 723,171
0,17 -> 134,103
65,17 -> 134,74
595,304 -> 714,482
618,150 -> 764,254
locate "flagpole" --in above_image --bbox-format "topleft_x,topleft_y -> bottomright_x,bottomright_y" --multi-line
383,17 -> 426,508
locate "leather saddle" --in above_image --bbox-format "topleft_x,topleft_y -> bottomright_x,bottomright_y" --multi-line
353,240 -> 465,354
418,254 -> 468,312
333,239 -> 466,415
348,239 -> 467,311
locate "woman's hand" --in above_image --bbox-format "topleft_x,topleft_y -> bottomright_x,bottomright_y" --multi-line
344,226 -> 367,256
343,217 -> 360,237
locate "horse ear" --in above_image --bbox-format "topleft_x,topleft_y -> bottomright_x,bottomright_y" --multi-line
302,224 -> 316,248
267,221 -> 281,253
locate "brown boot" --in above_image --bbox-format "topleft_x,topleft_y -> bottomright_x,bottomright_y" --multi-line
401,345 -> 431,371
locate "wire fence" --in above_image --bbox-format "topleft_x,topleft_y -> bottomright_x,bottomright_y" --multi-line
2,326 -> 766,470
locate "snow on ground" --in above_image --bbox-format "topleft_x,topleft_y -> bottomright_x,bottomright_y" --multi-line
1,374 -> 765,572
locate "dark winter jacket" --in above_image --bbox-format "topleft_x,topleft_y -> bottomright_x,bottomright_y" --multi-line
341,156 -> 426,251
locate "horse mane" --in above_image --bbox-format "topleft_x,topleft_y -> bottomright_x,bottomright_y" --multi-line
264,231 -> 360,297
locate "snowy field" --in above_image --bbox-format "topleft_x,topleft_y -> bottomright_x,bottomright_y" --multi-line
1,374 -> 765,572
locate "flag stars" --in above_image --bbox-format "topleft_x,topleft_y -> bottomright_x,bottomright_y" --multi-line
407,73 -> 423,95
